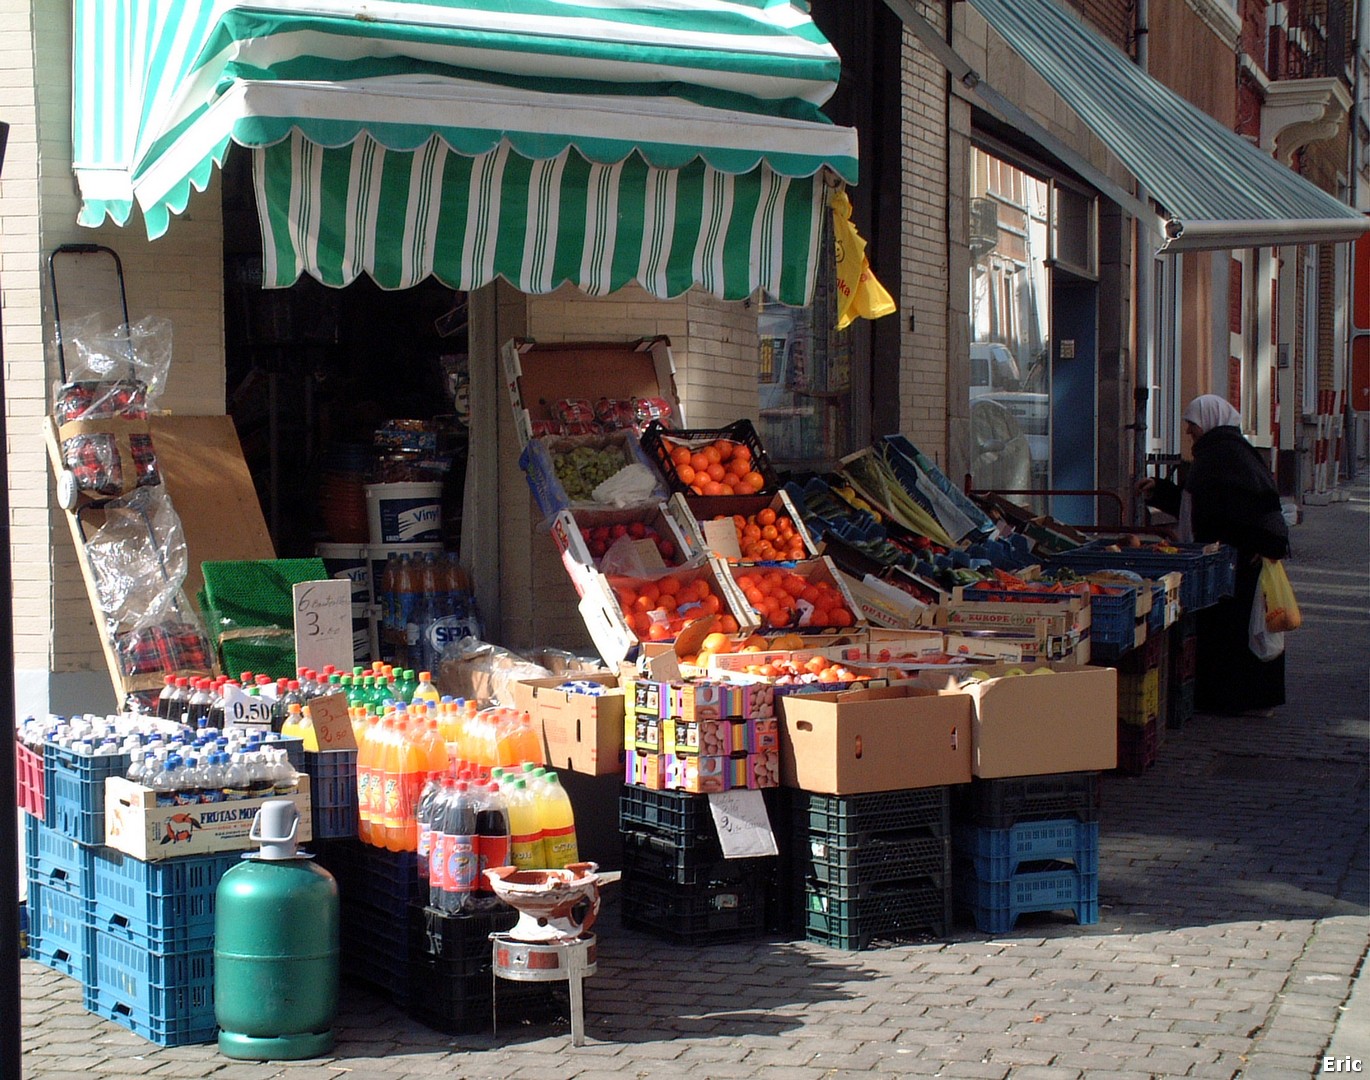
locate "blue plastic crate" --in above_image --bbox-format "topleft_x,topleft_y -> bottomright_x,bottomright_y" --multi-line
1147,583 -> 1166,634
24,816 -> 95,899
1087,587 -> 1140,647
1044,541 -> 1232,612
954,862 -> 1099,934
303,750 -> 359,840
91,848 -> 236,953
26,881 -> 92,982
44,744 -> 130,846
953,820 -> 1099,881
87,931 -> 216,1047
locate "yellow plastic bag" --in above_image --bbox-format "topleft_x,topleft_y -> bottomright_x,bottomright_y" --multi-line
831,191 -> 896,331
1260,558 -> 1302,633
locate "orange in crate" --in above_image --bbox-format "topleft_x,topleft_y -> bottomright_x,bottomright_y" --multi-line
660,437 -> 763,496
733,568 -> 855,630
612,572 -> 740,643
716,506 -> 807,562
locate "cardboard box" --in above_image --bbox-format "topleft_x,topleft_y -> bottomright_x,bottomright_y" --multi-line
778,685 -> 974,794
511,674 -> 624,776
949,666 -> 1118,778
548,502 -> 694,589
938,588 -> 1090,638
104,776 -> 313,861
502,337 -> 680,449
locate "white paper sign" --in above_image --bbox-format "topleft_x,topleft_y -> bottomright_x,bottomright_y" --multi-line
708,789 -> 779,858
221,684 -> 273,730
294,579 -> 354,674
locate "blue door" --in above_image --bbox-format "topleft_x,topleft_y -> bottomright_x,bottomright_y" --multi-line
1050,277 -> 1098,524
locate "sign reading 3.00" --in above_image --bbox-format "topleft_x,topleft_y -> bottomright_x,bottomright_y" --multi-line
293,578 -> 354,674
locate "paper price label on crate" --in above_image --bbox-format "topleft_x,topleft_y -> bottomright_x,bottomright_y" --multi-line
222,684 -> 273,730
310,692 -> 356,751
294,579 -> 353,674
708,789 -> 778,858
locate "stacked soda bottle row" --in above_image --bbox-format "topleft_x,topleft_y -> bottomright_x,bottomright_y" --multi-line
375,552 -> 482,672
418,765 -> 580,915
154,665 -> 357,728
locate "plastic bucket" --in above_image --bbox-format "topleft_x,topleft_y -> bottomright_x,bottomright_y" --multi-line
366,482 -> 444,545
316,543 -> 371,617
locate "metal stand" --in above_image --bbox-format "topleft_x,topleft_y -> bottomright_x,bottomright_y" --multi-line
489,933 -> 597,1046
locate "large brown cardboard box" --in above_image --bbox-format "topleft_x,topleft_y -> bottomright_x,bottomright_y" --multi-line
955,666 -> 1117,777
778,685 -> 973,794
512,673 -> 624,775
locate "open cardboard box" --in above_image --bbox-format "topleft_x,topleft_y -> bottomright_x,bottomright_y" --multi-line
913,663 -> 1117,777
665,490 -> 818,562
547,502 -> 694,591
779,683 -> 974,794
511,672 -> 623,775
502,337 -> 680,448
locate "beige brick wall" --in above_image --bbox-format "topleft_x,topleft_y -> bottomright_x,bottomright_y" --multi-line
4,0 -> 228,696
900,14 -> 953,472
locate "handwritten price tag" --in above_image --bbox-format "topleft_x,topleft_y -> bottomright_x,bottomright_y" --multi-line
708,790 -> 778,858
309,692 -> 356,751
222,684 -> 273,731
294,579 -> 353,674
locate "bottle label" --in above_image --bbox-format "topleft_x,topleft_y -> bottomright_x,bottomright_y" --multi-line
446,835 -> 476,893
417,823 -> 432,860
476,834 -> 511,885
382,777 -> 400,827
510,834 -> 542,870
543,824 -> 578,867
429,831 -> 448,891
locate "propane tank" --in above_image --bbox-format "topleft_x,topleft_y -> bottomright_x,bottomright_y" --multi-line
214,799 -> 339,1060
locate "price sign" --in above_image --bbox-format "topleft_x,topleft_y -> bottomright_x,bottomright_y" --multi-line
708,789 -> 778,858
310,692 -> 357,751
294,579 -> 353,675
222,683 -> 273,731
701,519 -> 742,561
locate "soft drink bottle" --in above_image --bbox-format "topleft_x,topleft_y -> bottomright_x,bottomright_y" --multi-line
506,778 -> 546,871
416,716 -> 450,776
395,555 -> 420,645
493,709 -> 521,768
355,715 -> 379,844
392,719 -> 426,852
156,675 -> 177,719
540,773 -> 579,868
439,781 -> 477,913
415,772 -> 443,882
514,711 -> 544,766
413,671 -> 440,707
427,778 -> 455,907
473,782 -> 511,910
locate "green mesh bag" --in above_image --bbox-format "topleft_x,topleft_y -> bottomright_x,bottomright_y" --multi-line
200,559 -> 328,680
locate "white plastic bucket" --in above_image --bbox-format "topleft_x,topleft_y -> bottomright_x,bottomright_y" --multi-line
366,482 -> 444,545
367,542 -> 445,619
316,542 -> 370,617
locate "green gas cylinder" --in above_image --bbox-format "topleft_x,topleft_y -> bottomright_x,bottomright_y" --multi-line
214,800 -> 339,1060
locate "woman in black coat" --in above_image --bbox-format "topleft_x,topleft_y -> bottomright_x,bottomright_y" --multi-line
1140,396 -> 1290,715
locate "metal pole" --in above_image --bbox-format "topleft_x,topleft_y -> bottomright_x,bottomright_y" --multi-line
0,119 -> 25,1080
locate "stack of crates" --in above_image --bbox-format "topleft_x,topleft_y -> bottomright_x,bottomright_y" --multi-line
1168,612 -> 1198,729
618,785 -> 780,944
792,787 -> 952,950
24,815 -> 95,984
406,904 -> 564,1033
952,773 -> 1101,934
86,848 -> 235,1046
314,838 -> 421,1004
1115,634 -> 1165,774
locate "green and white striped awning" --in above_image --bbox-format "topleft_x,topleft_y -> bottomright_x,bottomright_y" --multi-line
72,1 -> 859,304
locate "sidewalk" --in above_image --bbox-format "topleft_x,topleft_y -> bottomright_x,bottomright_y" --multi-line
20,477 -> 1370,1080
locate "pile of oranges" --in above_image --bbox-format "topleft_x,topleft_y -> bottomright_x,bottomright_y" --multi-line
733,655 -> 865,685
612,574 -> 741,642
662,438 -> 767,496
716,507 -> 806,561
733,568 -> 855,629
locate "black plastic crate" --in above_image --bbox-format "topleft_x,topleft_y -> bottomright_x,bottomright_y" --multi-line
800,832 -> 950,889
639,419 -> 780,495
339,896 -> 414,1003
619,786 -> 715,844
1116,718 -> 1158,776
804,881 -> 951,950
795,787 -> 951,839
621,869 -> 771,945
410,903 -> 518,964
409,965 -> 566,1034
951,772 -> 1101,830
621,829 -> 779,887
1168,677 -> 1195,730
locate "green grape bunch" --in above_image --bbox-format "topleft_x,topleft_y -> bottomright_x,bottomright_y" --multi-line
553,444 -> 628,501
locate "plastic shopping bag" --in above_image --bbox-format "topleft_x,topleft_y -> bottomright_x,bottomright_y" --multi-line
1259,558 -> 1302,633
1248,586 -> 1285,661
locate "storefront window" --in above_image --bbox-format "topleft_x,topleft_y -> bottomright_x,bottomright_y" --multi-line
968,147 -> 1052,508
756,214 -> 858,470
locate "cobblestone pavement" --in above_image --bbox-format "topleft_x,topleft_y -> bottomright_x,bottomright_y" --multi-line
21,477 -> 1369,1079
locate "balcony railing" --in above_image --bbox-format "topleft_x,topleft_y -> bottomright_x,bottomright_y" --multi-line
1267,0 -> 1351,82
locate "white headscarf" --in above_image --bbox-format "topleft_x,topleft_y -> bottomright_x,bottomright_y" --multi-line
1183,395 -> 1242,435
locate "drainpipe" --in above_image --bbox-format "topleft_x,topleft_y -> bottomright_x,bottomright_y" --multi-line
1132,0 -> 1153,521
